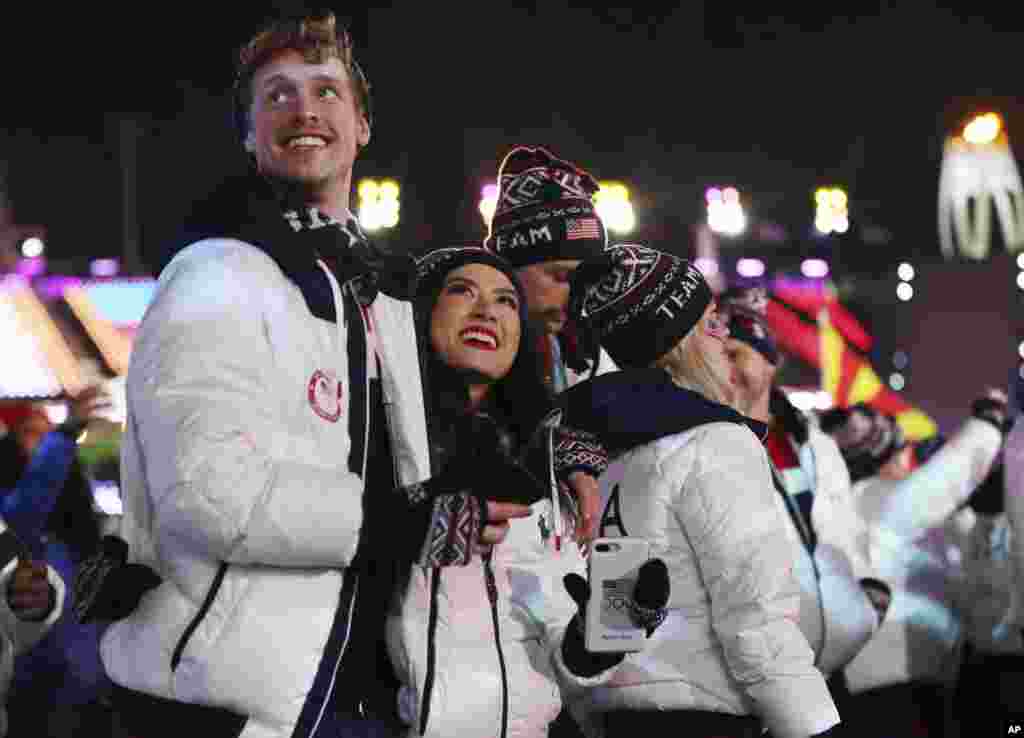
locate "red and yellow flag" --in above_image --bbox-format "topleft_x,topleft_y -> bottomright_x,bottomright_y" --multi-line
818,308 -> 937,441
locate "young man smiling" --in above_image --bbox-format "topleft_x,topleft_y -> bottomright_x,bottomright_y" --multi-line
100,12 -> 536,738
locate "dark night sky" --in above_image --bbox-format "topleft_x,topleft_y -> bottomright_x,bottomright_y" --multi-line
2,4 -> 1020,265
2,4 -> 1022,428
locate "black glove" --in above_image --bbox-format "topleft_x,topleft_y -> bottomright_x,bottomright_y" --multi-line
73,536 -> 162,623
449,413 -> 548,506
965,461 -> 1005,515
392,413 -> 548,568
560,559 -> 670,677
972,389 -> 1011,433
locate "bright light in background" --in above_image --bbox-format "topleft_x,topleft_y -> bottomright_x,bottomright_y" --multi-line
1017,272 -> 1024,291
594,181 -> 636,235
479,182 -> 499,226
20,237 -> 44,258
1018,341 -> 1024,360
1017,253 -> 1024,270
784,388 -> 834,412
693,256 -> 719,277
356,178 -> 400,231
706,186 -> 747,237
893,351 -> 909,370
963,112 -> 1003,146
897,262 -> 915,281
801,258 -> 829,278
897,282 -> 914,301
889,372 -> 906,391
90,258 -> 120,278
814,187 -> 849,235
736,258 -> 765,278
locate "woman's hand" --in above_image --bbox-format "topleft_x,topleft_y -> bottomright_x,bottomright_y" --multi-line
566,472 -> 601,552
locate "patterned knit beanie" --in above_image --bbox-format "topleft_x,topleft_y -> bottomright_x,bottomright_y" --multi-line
484,145 -> 607,267
568,244 -> 712,369
415,246 -> 523,304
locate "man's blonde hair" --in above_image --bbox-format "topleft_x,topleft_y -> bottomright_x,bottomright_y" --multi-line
653,331 -> 735,408
233,11 -> 372,138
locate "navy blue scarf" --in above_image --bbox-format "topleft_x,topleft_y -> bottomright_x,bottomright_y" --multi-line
558,368 -> 766,455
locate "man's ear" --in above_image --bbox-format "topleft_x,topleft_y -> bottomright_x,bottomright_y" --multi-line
357,114 -> 371,148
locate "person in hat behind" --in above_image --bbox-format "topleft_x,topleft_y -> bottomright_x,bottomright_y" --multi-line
384,246 -> 665,738
485,145 -> 618,395
0,390 -> 109,738
484,146 -> 618,617
718,287 -> 883,716
0,479 -> 66,738
818,392 -> 1008,737
557,245 -> 840,738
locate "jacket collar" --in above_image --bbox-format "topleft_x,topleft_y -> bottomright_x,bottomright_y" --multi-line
558,367 -> 765,455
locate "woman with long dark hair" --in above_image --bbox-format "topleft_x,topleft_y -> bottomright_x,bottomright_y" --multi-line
385,247 -> 654,738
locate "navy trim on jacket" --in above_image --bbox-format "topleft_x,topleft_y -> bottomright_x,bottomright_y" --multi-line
558,368 -> 766,454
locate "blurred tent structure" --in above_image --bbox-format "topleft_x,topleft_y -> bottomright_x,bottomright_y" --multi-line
1,274 -> 156,502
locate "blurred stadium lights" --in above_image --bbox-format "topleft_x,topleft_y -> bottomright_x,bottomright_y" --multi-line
814,187 -> 849,235
20,236 -> 44,258
897,281 -> 914,301
90,258 -> 120,278
479,182 -> 499,227
801,258 -> 829,279
594,181 -> 636,235
963,112 -> 1002,146
897,262 -> 915,281
357,178 -> 401,232
706,186 -> 747,237
736,257 -> 766,278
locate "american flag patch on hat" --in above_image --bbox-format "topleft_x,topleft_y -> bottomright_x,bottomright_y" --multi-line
566,218 -> 601,240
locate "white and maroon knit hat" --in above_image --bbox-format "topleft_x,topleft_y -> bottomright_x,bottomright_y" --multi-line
568,244 -> 712,369
484,145 -> 607,267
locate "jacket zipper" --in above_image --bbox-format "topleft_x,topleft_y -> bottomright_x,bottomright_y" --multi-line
347,281 -> 372,482
418,569 -> 441,735
482,550 -> 509,738
304,279 -> 372,733
171,561 -> 228,671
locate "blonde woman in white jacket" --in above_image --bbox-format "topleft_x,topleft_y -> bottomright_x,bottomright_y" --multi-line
558,246 -> 840,738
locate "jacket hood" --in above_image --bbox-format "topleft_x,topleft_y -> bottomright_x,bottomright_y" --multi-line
557,367 -> 765,456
